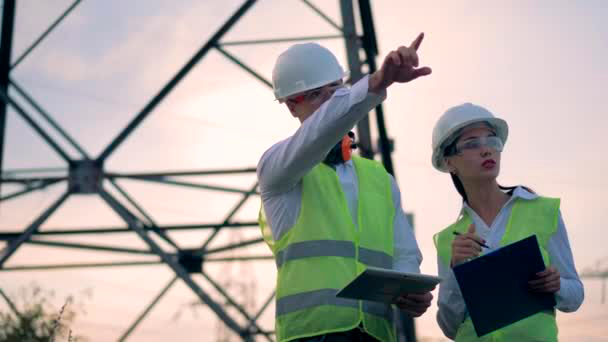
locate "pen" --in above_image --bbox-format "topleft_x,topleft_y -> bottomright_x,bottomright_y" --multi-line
453,231 -> 490,248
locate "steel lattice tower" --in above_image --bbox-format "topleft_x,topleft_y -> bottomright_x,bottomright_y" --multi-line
0,1 -> 416,340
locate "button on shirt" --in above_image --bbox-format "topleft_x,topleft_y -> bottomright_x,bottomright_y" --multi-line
436,186 -> 585,339
257,75 -> 422,274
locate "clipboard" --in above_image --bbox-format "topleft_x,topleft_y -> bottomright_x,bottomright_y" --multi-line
336,266 -> 441,303
452,234 -> 557,337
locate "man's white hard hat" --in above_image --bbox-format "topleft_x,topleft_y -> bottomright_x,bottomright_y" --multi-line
272,42 -> 346,102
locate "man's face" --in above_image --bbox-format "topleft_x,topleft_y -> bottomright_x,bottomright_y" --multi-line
285,81 -> 343,122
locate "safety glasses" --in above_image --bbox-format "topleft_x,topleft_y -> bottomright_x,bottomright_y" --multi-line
286,87 -> 325,105
285,82 -> 343,105
455,135 -> 503,154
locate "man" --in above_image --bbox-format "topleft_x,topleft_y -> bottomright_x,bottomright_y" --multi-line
258,33 -> 433,342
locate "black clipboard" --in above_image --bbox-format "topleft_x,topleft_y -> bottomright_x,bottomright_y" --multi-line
336,266 -> 441,303
452,234 -> 556,337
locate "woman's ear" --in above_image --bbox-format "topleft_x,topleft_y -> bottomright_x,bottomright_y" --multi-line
444,157 -> 457,174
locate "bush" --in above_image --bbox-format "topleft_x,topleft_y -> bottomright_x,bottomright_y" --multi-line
0,285 -> 89,342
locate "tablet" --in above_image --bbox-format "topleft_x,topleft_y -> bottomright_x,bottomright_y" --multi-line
336,266 -> 441,303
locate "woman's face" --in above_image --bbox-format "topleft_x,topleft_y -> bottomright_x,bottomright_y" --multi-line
445,123 -> 503,182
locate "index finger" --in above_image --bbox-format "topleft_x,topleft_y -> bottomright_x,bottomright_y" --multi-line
410,32 -> 424,51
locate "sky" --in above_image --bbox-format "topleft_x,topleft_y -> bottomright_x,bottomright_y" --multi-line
1,1 -> 607,341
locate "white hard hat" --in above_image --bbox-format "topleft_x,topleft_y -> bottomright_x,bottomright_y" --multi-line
431,103 -> 508,172
272,42 -> 346,101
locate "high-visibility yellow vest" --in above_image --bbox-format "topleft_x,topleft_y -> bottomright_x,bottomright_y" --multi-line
433,197 -> 560,341
260,156 -> 397,342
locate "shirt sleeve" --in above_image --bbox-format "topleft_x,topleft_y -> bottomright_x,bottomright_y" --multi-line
257,75 -> 387,196
436,256 -> 466,339
390,175 -> 422,273
548,211 -> 585,312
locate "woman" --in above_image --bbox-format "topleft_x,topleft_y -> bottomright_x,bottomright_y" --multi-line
431,103 -> 584,341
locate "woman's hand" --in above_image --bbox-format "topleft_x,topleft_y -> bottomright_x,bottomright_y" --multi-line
528,266 -> 561,293
450,223 -> 485,267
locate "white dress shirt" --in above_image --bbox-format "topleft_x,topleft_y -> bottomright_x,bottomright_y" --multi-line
257,75 -> 422,274
436,186 -> 585,339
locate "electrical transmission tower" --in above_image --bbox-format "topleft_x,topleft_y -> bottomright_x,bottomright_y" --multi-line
0,1 -> 414,340
581,257 -> 608,304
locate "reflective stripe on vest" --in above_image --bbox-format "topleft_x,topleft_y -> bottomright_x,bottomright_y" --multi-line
433,197 -> 560,342
276,288 -> 393,322
275,240 -> 392,269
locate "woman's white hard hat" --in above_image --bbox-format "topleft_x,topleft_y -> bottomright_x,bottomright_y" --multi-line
272,42 -> 346,102
431,103 -> 508,172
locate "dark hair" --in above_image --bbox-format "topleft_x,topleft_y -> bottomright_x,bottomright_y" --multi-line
449,172 -> 534,203
444,134 -> 534,203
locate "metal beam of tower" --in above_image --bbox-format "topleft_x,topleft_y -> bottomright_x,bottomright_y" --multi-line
341,0 -> 373,159
0,1 -> 408,341
98,188 -> 250,338
118,276 -> 179,342
358,0 -> 395,175
96,0 -> 257,163
0,0 -> 16,206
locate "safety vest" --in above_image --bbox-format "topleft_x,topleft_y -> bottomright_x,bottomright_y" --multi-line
260,156 -> 397,342
433,197 -> 561,341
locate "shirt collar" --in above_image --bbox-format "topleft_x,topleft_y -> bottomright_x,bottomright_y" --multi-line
338,158 -> 354,166
459,186 -> 538,216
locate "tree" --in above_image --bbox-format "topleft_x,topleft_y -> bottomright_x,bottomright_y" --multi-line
0,284 -> 89,342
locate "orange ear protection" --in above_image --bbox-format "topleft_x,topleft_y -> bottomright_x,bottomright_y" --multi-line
340,134 -> 354,162
323,131 -> 357,166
